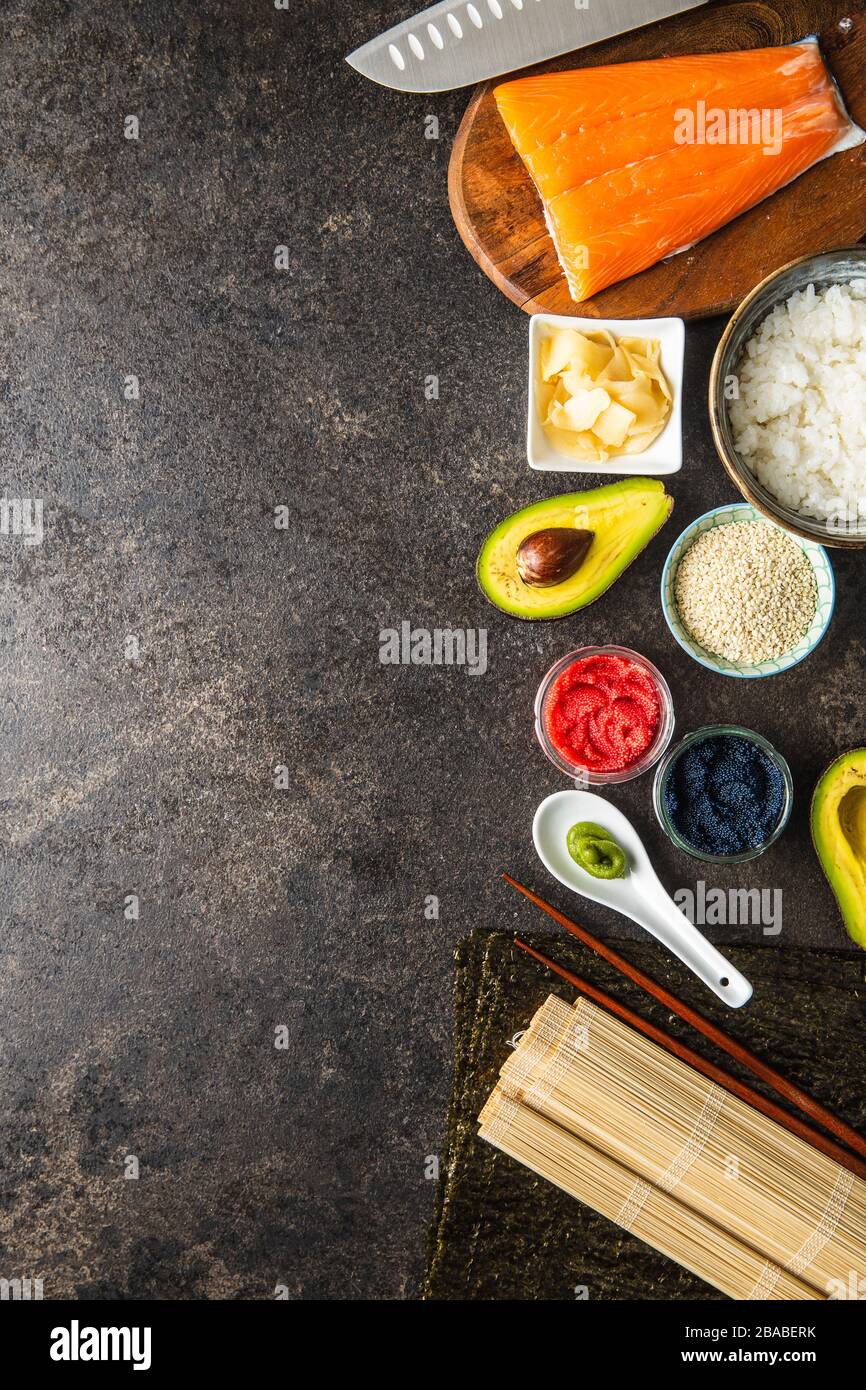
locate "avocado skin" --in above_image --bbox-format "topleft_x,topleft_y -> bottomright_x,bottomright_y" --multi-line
476,478 -> 673,621
811,749 -> 866,951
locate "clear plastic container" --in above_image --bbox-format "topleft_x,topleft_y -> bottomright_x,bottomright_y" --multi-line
652,724 -> 793,863
534,645 -> 675,786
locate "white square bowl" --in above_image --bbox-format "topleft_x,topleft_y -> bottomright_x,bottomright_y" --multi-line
527,312 -> 685,475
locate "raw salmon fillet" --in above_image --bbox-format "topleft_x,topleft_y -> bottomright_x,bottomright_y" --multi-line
494,40 -> 864,302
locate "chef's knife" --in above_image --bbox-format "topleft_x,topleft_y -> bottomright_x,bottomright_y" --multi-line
347,0 -> 706,92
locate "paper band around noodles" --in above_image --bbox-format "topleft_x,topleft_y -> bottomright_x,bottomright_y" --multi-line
500,997 -> 578,1105
616,1179 -> 654,1232
495,996 -> 590,1113
658,1086 -> 726,1193
747,1262 -> 784,1300
786,1168 -> 855,1277
482,1091 -> 523,1149
523,997 -> 594,1112
745,1172 -> 853,1297
616,1086 -> 726,1229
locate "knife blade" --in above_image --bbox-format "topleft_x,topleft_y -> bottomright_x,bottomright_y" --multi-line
347,0 -> 707,93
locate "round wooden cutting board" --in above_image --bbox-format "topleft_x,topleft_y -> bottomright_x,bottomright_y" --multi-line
448,0 -> 866,320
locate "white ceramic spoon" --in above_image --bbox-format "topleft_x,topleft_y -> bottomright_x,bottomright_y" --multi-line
532,789 -> 752,1008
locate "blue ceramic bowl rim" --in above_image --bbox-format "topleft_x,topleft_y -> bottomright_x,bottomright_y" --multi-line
660,503 -> 836,679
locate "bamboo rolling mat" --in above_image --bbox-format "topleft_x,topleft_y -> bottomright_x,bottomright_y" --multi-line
425,932 -> 866,1301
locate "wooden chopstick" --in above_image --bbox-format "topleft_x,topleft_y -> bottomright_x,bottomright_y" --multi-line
513,937 -> 866,1183
503,872 -> 866,1166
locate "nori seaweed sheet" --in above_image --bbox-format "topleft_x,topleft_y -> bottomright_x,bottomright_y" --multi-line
424,931 -> 865,1301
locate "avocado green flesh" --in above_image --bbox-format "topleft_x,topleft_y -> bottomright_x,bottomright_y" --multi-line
811,749 -> 866,950
476,478 -> 673,620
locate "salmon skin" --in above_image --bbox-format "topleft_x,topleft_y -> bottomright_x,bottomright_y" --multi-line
494,40 -> 865,303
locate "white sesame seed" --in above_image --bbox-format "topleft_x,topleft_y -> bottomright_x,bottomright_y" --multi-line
673,520 -> 817,665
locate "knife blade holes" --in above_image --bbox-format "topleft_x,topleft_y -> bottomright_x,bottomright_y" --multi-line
427,22 -> 445,48
467,4 -> 483,27
388,43 -> 406,70
487,0 -> 503,16
447,14 -> 463,36
408,33 -> 425,58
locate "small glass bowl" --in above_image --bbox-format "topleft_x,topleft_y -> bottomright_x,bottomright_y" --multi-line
652,724 -> 793,864
534,645 -> 675,786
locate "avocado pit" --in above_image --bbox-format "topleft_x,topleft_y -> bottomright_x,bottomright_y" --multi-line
516,527 -> 594,588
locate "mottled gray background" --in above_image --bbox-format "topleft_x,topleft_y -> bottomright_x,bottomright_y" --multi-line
0,0 -> 862,1300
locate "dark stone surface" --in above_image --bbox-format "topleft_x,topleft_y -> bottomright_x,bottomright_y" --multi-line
0,0 -> 862,1301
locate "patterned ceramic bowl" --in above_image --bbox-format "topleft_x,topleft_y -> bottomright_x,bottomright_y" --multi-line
660,502 -> 835,679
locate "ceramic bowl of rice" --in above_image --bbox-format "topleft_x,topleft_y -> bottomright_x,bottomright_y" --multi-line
710,247 -> 866,548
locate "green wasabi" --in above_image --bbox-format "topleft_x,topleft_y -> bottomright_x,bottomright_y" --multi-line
566,821 -> 627,880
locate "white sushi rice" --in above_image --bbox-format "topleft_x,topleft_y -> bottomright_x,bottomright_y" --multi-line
729,279 -> 866,526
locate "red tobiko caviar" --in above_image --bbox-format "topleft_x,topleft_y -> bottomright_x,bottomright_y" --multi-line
543,651 -> 661,775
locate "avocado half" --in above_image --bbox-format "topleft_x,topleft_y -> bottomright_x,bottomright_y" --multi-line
476,478 -> 673,620
811,749 -> 866,950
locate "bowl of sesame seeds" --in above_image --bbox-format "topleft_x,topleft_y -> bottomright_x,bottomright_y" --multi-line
660,502 -> 834,678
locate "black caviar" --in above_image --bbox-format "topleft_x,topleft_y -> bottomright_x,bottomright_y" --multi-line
663,733 -> 785,857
